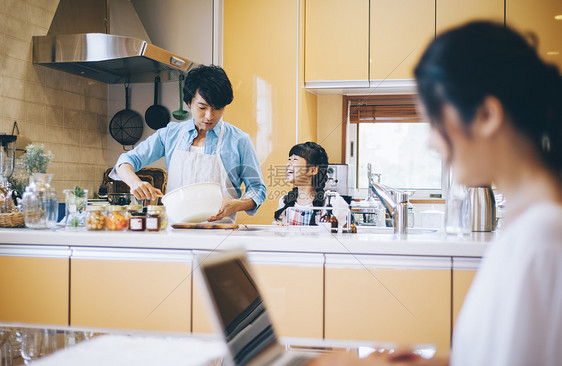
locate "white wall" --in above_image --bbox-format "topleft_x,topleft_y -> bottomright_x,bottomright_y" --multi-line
130,0 -> 214,65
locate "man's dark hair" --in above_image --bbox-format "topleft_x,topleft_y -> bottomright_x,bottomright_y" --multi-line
183,65 -> 234,110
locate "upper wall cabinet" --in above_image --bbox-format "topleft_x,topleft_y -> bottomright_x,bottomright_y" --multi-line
305,0 -> 370,86
507,0 -> 562,72
370,0 -> 435,80
437,0 -> 504,35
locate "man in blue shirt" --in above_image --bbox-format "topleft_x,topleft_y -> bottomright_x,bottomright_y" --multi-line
112,65 -> 266,223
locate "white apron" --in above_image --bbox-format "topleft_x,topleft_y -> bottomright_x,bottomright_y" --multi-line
167,123 -> 238,223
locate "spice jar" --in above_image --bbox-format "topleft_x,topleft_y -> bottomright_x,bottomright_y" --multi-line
106,205 -> 128,231
129,211 -> 146,231
146,205 -> 167,231
86,205 -> 107,231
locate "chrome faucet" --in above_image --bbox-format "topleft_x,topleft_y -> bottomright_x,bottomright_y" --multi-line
367,163 -> 409,235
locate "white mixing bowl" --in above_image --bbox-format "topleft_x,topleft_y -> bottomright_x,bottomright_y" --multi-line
162,182 -> 223,224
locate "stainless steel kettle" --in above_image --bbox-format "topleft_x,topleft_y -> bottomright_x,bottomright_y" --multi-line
469,186 -> 496,232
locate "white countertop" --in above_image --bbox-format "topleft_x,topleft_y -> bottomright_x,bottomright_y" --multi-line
0,225 -> 493,257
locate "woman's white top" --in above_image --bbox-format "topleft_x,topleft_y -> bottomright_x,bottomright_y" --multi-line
273,190 -> 349,226
451,202 -> 562,366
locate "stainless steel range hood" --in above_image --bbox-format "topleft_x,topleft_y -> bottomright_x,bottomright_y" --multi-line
33,0 -> 198,83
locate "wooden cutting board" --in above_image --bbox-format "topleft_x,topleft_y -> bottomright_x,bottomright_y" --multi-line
171,223 -> 240,229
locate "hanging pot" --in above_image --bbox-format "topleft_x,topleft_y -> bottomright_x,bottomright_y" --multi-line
109,83 -> 144,151
145,76 -> 171,130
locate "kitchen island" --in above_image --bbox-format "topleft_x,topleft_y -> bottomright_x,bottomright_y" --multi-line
0,226 -> 493,355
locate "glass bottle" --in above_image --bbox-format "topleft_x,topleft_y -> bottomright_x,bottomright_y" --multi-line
106,205 -> 128,231
86,205 -> 107,231
22,173 -> 59,229
64,188 -> 88,228
445,179 -> 471,235
319,194 -> 338,233
146,205 -> 167,231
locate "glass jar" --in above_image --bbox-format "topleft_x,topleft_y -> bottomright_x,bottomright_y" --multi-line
125,204 -> 143,220
146,205 -> 167,231
86,205 -> 107,231
129,212 -> 146,231
22,173 -> 59,229
105,205 -> 128,231
64,188 -> 88,228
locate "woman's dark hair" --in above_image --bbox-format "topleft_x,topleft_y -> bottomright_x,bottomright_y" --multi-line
415,21 -> 562,171
274,142 -> 329,225
183,65 -> 234,109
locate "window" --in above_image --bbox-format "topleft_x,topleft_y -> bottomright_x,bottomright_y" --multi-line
345,95 -> 445,199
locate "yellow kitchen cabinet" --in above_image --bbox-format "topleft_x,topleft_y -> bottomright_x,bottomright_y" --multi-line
452,257 -> 479,330
437,0 -> 504,35
325,254 -> 451,354
0,245 -> 70,326
305,0 -> 370,86
370,0 -> 435,80
507,0 -> 562,71
223,0 -> 317,225
70,248 -> 191,332
192,251 -> 324,338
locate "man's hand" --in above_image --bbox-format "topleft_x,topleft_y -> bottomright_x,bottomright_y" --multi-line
208,196 -> 256,222
115,163 -> 162,201
129,180 -> 162,201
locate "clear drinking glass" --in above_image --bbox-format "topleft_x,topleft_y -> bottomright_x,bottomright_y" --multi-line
20,329 -> 58,364
0,329 -> 13,366
445,180 -> 472,235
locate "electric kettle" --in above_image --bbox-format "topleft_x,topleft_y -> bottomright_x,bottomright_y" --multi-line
469,186 -> 496,232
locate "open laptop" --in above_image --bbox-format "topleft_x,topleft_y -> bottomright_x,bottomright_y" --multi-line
196,248 -> 316,366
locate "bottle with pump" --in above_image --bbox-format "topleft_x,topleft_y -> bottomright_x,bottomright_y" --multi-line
319,193 -> 338,233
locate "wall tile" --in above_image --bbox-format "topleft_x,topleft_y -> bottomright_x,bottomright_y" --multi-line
27,0 -> 47,12
4,98 -> 26,120
63,91 -> 85,110
43,142 -> 63,163
6,0 -> 27,22
25,64 -> 46,85
25,122 -> 46,143
64,109 -> 82,129
44,87 -> 64,107
46,105 -> 63,126
3,15 -> 26,41
63,163 -> 81,181
24,82 -> 46,104
44,68 -> 64,90
1,76 -> 25,99
63,144 -> 81,163
45,125 -> 63,143
1,0 -> 108,202
4,36 -> 28,61
26,3 -> 47,28
63,127 -> 80,146
3,56 -> 27,79
25,102 -> 46,124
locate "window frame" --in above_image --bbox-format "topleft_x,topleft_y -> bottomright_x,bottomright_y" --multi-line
342,94 -> 448,201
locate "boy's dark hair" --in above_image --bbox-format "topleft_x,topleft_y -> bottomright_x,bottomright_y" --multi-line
183,65 -> 234,109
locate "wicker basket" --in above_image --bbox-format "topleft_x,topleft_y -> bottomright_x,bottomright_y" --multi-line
0,211 -> 25,228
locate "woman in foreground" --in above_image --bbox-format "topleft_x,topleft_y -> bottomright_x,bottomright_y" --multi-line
308,21 -> 562,366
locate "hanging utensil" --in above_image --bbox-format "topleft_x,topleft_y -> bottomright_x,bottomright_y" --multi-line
172,74 -> 189,121
11,121 -> 31,157
145,75 -> 171,130
109,83 -> 144,151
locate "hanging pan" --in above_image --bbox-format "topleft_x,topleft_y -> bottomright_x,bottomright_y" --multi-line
109,83 -> 144,151
145,75 -> 171,130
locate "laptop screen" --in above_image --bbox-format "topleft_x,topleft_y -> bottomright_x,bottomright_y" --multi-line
201,254 -> 277,365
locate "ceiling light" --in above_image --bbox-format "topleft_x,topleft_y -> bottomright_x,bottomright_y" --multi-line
546,51 -> 560,55
555,15 -> 562,20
